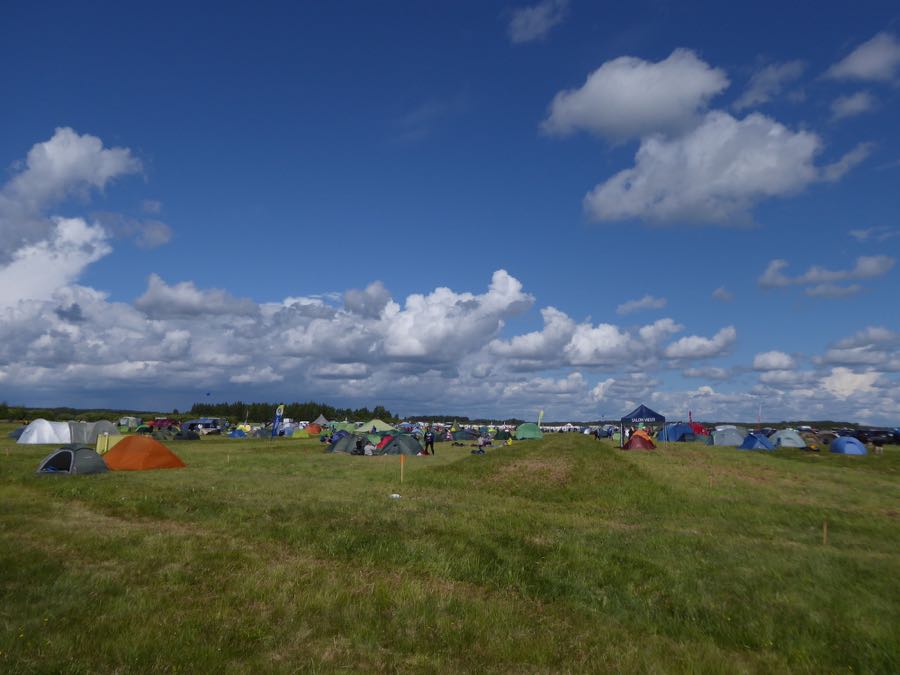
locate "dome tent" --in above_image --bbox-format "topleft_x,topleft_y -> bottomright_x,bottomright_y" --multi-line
624,430 -> 656,450
707,427 -> 744,446
657,423 -> 695,442
830,436 -> 867,455
379,434 -> 424,455
738,433 -> 775,451
515,423 -> 543,440
36,445 -> 108,475
68,420 -> 119,445
770,429 -> 806,448
103,436 -> 186,471
17,419 -> 71,445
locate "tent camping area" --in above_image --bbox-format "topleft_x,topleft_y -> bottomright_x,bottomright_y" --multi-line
1,424 -> 898,672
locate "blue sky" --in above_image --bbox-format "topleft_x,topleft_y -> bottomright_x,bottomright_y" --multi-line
1,1 -> 899,423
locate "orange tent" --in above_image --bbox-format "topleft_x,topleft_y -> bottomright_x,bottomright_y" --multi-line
103,436 -> 186,471
624,430 -> 656,450
306,423 -> 322,435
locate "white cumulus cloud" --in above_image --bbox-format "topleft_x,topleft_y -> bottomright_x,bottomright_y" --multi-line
753,350 -> 796,370
830,91 -> 877,120
542,49 -> 729,142
584,111 -> 822,224
663,326 -> 736,359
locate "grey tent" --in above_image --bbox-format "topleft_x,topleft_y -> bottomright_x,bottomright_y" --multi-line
379,434 -> 424,455
326,434 -> 365,453
36,445 -> 108,475
707,427 -> 744,446
769,429 -> 806,448
7,426 -> 25,440
313,414 -> 329,426
68,421 -> 119,444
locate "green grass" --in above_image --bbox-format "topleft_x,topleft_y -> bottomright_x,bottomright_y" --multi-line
1,428 -> 898,673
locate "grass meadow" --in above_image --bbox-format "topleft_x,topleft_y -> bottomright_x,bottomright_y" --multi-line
1,426 -> 898,673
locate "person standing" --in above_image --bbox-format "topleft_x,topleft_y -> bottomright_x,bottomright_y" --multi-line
424,427 -> 435,455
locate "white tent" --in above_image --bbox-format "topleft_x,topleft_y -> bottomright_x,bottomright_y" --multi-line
313,414 -> 329,425
17,419 -> 71,444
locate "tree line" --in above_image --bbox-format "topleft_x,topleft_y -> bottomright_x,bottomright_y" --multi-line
188,401 -> 396,424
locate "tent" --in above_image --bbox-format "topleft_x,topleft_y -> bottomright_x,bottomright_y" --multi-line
17,419 -> 71,445
305,423 -> 322,435
452,429 -> 479,441
770,429 -> 806,448
36,445 -> 108,475
68,421 -> 119,445
326,434 -> 364,453
658,423 -> 696,442
332,421 -> 357,433
313,414 -> 329,426
103,436 -> 186,470
689,422 -> 709,436
96,434 -> 126,455
624,430 -> 656,450
228,429 -> 247,438
515,423 -> 543,440
494,430 -> 511,441
738,433 -> 775,451
830,436 -> 867,455
359,419 -> 395,433
376,434 -> 395,450
380,434 -> 424,455
7,426 -> 25,440
118,416 -> 142,430
707,427 -> 744,447
289,428 -> 310,438
620,404 -> 665,447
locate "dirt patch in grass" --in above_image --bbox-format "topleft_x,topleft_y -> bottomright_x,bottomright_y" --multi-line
484,458 -> 573,488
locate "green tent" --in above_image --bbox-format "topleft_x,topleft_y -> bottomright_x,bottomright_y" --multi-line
37,445 -> 108,475
359,419 -> 395,433
326,434 -> 364,453
515,423 -> 543,440
290,428 -> 310,439
379,434 -> 423,455
494,430 -> 511,441
332,421 -> 357,433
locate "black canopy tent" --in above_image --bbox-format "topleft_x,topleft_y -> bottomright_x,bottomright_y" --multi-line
620,404 -> 666,448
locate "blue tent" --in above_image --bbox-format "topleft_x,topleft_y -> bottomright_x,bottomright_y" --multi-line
658,423 -> 696,442
738,433 -> 775,451
227,429 -> 246,438
830,436 -> 867,455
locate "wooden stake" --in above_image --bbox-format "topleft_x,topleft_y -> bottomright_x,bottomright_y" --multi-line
400,454 -> 405,483
823,517 -> 828,545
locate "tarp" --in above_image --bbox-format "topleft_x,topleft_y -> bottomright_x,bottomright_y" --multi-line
17,419 -> 71,445
37,445 -> 108,475
103,436 -> 186,470
830,436 -> 867,455
515,423 -> 543,440
770,429 -> 806,448
738,433 -> 775,451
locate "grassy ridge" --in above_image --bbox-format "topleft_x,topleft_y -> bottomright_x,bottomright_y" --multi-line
1,429 -> 898,672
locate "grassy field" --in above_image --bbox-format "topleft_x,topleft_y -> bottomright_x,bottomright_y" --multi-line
1,427 -> 898,673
